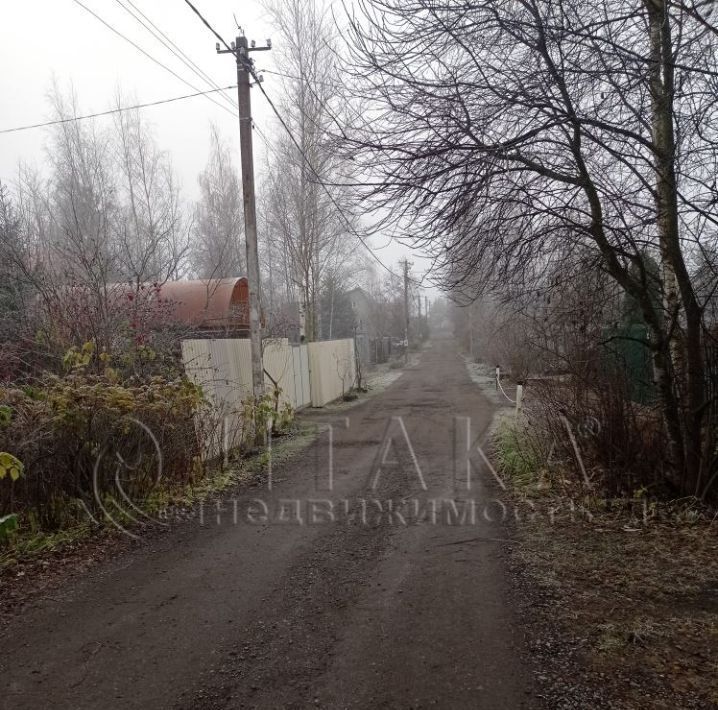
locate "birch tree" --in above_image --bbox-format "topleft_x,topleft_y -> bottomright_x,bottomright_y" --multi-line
113,97 -> 188,285
262,0 -> 357,341
346,0 -> 718,495
47,88 -> 120,289
191,125 -> 244,279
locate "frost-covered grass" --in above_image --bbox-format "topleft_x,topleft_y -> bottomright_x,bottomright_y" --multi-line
463,357 -> 512,406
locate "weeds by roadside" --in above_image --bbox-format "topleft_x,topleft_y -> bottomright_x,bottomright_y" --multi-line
496,416 -> 718,709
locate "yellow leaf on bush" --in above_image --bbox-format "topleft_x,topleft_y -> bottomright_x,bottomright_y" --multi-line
0,452 -> 24,482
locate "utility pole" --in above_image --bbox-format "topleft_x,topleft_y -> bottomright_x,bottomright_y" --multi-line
218,34 -> 271,401
417,291 -> 423,344
401,259 -> 412,363
469,307 -> 474,360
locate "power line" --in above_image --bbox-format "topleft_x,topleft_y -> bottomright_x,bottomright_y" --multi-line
71,0 -> 235,119
179,0 -> 417,283
126,0 -> 235,96
253,78 -> 406,280
0,86 -> 237,135
181,0 -> 234,54
260,68 -> 341,91
115,0 -> 237,112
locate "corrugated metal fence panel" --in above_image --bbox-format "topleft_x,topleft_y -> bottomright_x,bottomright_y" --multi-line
182,338 -> 316,410
181,340 -> 213,397
308,338 -> 356,406
292,345 -> 311,408
224,338 -> 252,398
182,338 -> 356,456
181,339 -> 247,457
262,338 -> 295,409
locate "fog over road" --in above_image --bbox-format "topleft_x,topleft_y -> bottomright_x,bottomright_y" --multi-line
1,339 -> 533,709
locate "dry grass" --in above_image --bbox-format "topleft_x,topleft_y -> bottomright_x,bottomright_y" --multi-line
508,482 -> 718,708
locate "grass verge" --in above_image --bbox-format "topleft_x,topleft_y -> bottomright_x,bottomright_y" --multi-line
0,419 -> 318,572
495,416 -> 718,709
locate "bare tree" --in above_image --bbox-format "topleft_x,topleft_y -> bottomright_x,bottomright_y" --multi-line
261,0 -> 357,341
191,124 -> 244,279
345,0 -> 718,495
46,86 -> 120,290
113,96 -> 188,285
7,87 -> 189,359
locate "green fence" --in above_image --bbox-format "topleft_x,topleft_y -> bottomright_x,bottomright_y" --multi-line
602,324 -> 656,405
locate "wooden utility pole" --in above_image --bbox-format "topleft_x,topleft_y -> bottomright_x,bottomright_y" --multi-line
469,306 -> 474,360
218,34 -> 271,401
401,259 -> 412,363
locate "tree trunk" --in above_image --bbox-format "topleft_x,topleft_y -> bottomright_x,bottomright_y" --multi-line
646,0 -> 706,494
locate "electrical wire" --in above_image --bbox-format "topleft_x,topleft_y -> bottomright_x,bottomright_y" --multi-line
253,79 -> 406,280
115,0 -> 238,112
0,86 -> 237,135
71,0 -> 235,119
260,67 -> 344,91
181,0 -> 234,54
180,0 -> 425,286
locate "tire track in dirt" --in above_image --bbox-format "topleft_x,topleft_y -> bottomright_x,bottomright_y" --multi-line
1,339 -> 535,709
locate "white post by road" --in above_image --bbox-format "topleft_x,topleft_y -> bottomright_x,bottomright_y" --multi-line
515,384 -> 524,416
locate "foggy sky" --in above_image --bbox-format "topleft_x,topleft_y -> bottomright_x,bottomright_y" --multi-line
0,0 -> 436,292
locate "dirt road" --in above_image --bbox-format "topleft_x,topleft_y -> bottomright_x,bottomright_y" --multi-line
1,339 -> 534,709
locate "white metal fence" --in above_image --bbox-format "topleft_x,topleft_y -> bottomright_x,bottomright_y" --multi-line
181,337 -> 356,455
307,339 -> 356,407
262,339 -> 312,410
181,337 -> 317,409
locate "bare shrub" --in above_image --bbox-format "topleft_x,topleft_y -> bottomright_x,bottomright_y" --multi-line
0,370 -> 205,531
532,371 -> 669,497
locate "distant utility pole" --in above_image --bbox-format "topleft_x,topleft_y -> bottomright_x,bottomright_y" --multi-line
218,33 -> 271,401
401,259 -> 412,362
469,307 -> 474,360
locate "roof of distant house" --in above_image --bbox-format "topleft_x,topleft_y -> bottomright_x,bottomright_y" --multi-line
347,286 -> 373,304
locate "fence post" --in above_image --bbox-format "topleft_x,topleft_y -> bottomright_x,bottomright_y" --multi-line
515,383 -> 524,416
495,365 -> 500,391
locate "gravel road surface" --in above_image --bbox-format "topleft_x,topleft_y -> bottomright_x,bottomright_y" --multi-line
0,339 -> 535,709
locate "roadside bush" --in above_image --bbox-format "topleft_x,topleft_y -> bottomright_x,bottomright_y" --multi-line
238,391 -> 295,450
531,370 -> 669,497
0,452 -> 24,543
0,370 -> 205,531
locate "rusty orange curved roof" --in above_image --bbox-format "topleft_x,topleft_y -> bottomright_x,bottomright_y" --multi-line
157,278 -> 249,328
